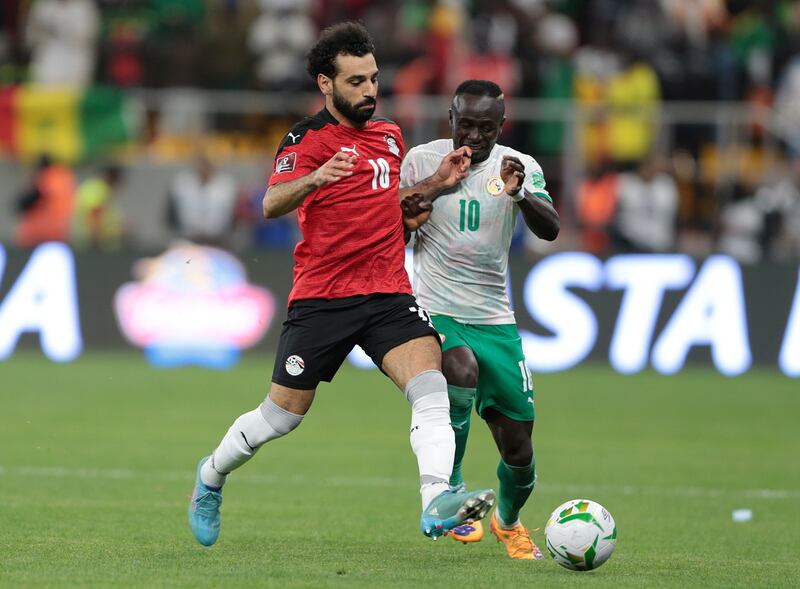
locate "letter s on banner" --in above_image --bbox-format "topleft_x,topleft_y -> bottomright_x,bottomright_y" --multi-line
520,252 -> 603,372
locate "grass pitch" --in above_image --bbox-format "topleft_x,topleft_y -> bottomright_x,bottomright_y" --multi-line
1,352 -> 798,588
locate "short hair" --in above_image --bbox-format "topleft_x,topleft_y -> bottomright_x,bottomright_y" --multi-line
307,22 -> 375,80
454,80 -> 503,99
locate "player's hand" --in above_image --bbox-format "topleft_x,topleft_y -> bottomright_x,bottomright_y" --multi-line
401,192 -> 433,231
434,146 -> 472,189
310,152 -> 357,188
501,155 -> 525,197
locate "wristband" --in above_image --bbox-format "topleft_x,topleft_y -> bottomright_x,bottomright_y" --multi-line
509,189 -> 525,202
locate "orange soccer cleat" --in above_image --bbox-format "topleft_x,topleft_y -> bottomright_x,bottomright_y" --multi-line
446,519 -> 484,543
489,513 -> 544,560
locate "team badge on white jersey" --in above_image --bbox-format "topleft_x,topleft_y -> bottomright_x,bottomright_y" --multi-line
285,354 -> 305,376
386,135 -> 400,156
486,176 -> 504,196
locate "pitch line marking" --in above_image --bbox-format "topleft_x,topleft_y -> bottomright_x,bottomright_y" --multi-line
1,465 -> 798,500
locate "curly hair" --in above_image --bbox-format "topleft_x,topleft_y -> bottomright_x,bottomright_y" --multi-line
307,22 -> 375,80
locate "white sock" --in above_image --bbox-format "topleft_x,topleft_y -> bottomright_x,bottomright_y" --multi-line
421,481 -> 450,510
405,370 -> 455,510
200,398 -> 303,489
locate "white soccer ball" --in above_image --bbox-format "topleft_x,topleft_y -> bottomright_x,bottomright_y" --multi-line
544,499 -> 617,571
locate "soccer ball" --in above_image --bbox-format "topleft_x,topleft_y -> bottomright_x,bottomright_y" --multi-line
544,499 -> 617,571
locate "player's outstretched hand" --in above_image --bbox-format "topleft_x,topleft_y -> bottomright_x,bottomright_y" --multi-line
401,192 -> 433,231
434,146 -> 472,188
310,152 -> 357,188
500,155 -> 525,197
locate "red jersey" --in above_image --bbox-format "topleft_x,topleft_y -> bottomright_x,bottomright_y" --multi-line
268,108 -> 412,305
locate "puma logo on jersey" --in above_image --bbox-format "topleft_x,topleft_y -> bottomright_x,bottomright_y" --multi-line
287,132 -> 300,143
340,145 -> 359,157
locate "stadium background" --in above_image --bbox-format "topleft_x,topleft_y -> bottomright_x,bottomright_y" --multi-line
1,1 -> 799,587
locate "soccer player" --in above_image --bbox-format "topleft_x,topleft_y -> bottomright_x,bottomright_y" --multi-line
399,80 -> 560,560
187,23 -> 495,547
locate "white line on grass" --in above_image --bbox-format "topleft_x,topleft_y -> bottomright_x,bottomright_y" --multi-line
1,464 -> 799,500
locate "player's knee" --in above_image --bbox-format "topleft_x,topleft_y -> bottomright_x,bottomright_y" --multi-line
404,369 -> 448,407
500,438 -> 533,467
241,397 -> 303,447
442,351 -> 478,389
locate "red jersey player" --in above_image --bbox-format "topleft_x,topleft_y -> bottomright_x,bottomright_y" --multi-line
188,22 -> 495,547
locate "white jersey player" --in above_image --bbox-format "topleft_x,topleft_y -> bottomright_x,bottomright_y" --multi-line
399,80 -> 560,560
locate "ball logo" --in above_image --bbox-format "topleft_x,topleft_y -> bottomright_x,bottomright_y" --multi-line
285,354 -> 305,376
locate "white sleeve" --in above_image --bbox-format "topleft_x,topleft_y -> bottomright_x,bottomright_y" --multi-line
522,155 -> 552,203
400,149 -> 419,189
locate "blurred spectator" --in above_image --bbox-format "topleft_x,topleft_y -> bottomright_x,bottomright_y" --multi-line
575,159 -> 619,254
143,0 -> 205,87
73,164 -> 125,251
716,178 -> 763,263
201,0 -> 258,89
612,156 -> 679,252
248,0 -> 315,91
14,154 -> 76,248
752,158 -> 800,259
774,54 -> 800,155
573,28 -> 621,165
236,184 -> 298,249
167,155 -> 238,247
528,12 -> 577,157
24,0 -> 100,88
607,52 -> 661,169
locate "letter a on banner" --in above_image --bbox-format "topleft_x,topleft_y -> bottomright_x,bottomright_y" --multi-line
0,243 -> 82,362
651,256 -> 751,376
779,267 -> 800,377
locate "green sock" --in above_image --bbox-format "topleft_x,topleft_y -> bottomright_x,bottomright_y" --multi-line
448,385 -> 476,486
496,457 -> 536,526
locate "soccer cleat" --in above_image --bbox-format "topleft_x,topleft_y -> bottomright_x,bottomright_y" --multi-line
188,456 -> 223,546
447,519 -> 484,543
420,486 -> 496,539
489,512 -> 544,560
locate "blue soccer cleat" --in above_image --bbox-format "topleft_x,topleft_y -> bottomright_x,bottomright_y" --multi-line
188,456 -> 222,546
420,485 -> 496,539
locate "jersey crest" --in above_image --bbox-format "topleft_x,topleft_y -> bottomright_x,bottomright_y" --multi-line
386,134 -> 400,156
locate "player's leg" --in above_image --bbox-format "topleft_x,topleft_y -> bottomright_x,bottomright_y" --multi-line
468,324 -> 542,559
441,346 -> 478,487
485,410 -> 536,527
189,298 -> 357,546
485,411 -> 542,559
189,383 -> 312,546
200,384 -> 313,489
441,346 -> 486,543
359,295 -> 495,538
380,334 -> 451,506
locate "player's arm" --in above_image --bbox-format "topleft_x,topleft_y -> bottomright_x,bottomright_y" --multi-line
263,152 -> 356,218
398,146 -> 472,233
398,146 -> 472,203
502,155 -> 560,241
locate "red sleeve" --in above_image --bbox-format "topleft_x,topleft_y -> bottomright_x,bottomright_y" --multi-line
268,130 -> 323,187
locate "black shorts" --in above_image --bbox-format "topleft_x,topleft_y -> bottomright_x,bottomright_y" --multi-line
271,293 -> 439,389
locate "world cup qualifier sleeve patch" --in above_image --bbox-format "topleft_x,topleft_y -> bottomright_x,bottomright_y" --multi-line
275,152 -> 297,174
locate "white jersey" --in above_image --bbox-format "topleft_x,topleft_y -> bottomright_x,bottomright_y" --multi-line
401,139 -> 550,324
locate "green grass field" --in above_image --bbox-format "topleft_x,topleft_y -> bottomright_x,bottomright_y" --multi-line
1,352 -> 798,588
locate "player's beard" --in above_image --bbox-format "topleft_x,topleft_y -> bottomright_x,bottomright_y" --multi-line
332,87 -> 376,124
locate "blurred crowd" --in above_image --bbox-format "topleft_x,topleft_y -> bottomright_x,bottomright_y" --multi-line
3,0 -> 800,260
